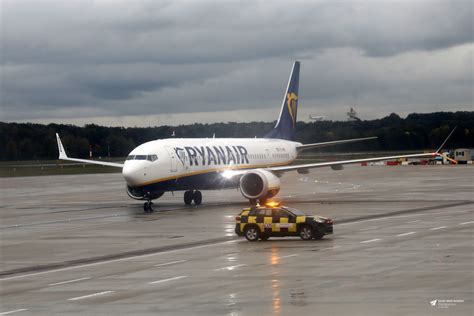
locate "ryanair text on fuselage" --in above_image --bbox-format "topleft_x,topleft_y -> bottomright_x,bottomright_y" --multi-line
174,145 -> 250,166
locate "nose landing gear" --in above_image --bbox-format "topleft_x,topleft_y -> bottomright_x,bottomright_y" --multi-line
143,192 -> 154,213
184,190 -> 202,205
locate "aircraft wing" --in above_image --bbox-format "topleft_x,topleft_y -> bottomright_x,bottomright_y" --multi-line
270,127 -> 456,174
296,136 -> 377,151
56,133 -> 124,168
268,152 -> 437,173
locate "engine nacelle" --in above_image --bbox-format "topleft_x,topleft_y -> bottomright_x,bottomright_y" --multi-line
126,186 -> 164,200
239,169 -> 280,200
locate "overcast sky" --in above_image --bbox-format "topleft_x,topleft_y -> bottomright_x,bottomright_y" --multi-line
1,0 -> 472,127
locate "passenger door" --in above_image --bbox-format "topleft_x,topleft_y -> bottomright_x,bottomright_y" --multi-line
165,146 -> 178,172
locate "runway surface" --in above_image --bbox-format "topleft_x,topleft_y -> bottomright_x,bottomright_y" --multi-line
0,165 -> 473,315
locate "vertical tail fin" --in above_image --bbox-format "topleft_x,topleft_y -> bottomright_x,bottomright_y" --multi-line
265,61 -> 300,141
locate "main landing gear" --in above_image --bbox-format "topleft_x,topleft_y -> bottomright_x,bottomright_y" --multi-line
184,190 -> 202,205
143,201 -> 154,213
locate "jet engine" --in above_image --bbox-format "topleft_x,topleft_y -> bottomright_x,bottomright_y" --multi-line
239,169 -> 280,201
126,186 -> 164,200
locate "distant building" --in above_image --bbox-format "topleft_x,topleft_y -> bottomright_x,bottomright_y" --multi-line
347,107 -> 360,121
454,148 -> 472,164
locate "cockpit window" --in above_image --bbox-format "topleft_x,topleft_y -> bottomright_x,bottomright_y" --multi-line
126,154 -> 158,161
148,154 -> 158,162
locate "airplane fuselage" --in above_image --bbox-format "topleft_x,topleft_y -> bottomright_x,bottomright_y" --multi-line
123,138 -> 300,196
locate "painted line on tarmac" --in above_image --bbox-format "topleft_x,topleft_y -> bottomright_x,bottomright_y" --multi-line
277,254 -> 299,259
360,238 -> 381,244
49,277 -> 91,286
68,291 -> 115,301
396,232 -> 416,237
214,264 -> 247,271
0,309 -> 28,315
320,246 -> 342,251
149,276 -> 188,285
459,221 -> 474,225
0,239 -> 239,281
338,214 -> 422,226
359,226 -> 378,231
154,260 -> 187,267
429,226 -> 447,231
336,201 -> 473,226
0,214 -> 124,230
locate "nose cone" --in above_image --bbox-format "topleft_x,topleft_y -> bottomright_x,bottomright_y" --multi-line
122,162 -> 145,186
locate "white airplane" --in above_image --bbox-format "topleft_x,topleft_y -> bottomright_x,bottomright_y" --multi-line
309,115 -> 325,121
56,61 -> 451,212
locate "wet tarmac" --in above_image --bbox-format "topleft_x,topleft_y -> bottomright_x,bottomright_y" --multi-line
0,165 -> 473,315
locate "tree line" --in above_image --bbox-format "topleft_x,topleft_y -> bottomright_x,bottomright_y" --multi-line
0,111 -> 472,160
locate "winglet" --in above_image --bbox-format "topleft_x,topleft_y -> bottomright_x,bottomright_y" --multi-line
56,133 -> 68,159
436,127 -> 457,154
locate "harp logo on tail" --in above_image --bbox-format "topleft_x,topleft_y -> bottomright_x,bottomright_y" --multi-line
287,92 -> 298,127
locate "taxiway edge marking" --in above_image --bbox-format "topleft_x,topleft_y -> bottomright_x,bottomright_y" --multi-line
68,291 -> 115,301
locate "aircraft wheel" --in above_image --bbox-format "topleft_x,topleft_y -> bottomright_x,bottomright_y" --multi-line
249,199 -> 257,206
148,202 -> 154,213
184,191 -> 193,205
143,202 -> 150,213
193,190 -> 202,205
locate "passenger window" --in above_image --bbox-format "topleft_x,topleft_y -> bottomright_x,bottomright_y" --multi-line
126,155 -> 135,160
279,210 -> 289,218
265,209 -> 273,217
135,155 -> 147,160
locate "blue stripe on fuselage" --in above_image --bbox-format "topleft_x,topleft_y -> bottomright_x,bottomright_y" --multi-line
132,171 -> 240,197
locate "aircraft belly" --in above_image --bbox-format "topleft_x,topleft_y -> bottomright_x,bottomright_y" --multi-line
139,171 -> 240,192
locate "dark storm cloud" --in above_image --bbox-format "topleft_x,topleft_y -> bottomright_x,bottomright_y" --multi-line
1,0 -> 472,123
